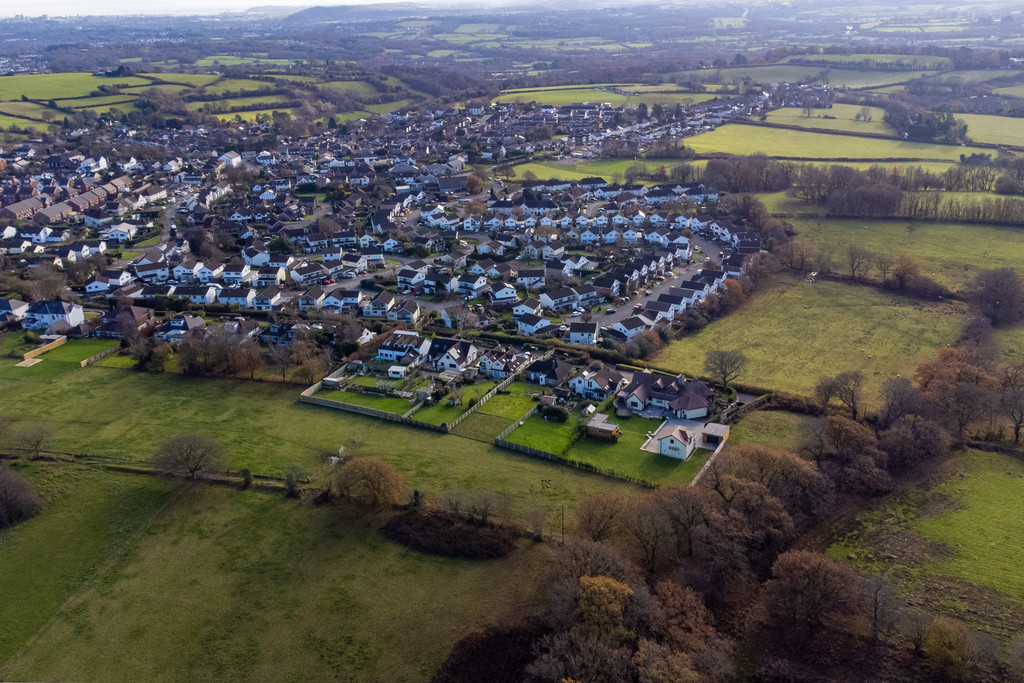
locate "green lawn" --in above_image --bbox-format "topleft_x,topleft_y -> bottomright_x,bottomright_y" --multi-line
313,388 -> 414,414
728,410 -> 806,452
202,78 -> 277,96
475,382 -> 541,420
562,415 -> 708,486
0,463 -> 549,682
40,339 -> 118,363
505,412 -> 582,455
449,411 -> 513,440
653,276 -> 967,399
790,217 -> 1024,290
412,380 -> 500,426
685,124 -> 988,161
828,449 -> 1024,632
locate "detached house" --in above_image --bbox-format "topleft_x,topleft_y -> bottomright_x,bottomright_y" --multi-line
23,300 -> 85,331
617,371 -> 713,420
478,346 -> 530,379
426,337 -> 479,372
569,365 -> 624,400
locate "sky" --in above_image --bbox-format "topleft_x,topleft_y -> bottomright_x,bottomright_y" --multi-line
0,0 -> 400,18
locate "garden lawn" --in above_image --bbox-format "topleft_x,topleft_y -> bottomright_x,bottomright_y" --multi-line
652,276 -> 966,399
449,412 -> 513,441
313,388 -> 414,414
412,380 -> 499,426
563,415 -> 708,486
505,412 -> 581,455
0,466 -> 546,682
40,339 -> 118,363
684,124 -> 988,161
790,217 -> 1024,290
475,382 -> 540,420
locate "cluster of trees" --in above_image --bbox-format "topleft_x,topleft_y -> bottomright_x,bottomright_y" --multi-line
882,102 -> 968,143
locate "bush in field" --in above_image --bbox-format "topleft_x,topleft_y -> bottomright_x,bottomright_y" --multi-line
0,465 -> 43,529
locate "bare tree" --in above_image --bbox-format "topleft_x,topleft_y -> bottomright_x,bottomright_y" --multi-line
524,504 -> 549,540
153,434 -> 225,479
703,349 -> 747,388
267,344 -> 294,381
17,424 -> 54,459
874,253 -> 894,283
862,574 -> 902,642
623,497 -> 671,573
832,370 -> 866,421
0,464 -> 43,528
846,244 -> 873,280
235,339 -> 265,379
575,490 -> 626,542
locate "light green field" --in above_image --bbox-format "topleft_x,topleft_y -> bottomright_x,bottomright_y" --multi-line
790,216 -> 1024,290
728,410 -> 805,452
494,86 -> 715,108
319,80 -> 382,98
686,124 -> 988,161
505,411 -> 582,455
514,157 -> 702,183
0,73 -> 150,100
783,53 -> 952,69
214,108 -> 298,122
676,65 -> 923,89
365,100 -> 412,114
765,104 -> 892,136
40,339 -> 118,363
828,449 -> 1024,631
195,55 -> 297,67
0,462 -> 564,682
202,78 -> 277,96
958,113 -> 1024,147
0,113 -> 48,130
653,276 -> 966,398
53,94 -> 137,108
313,388 -> 415,414
412,380 -> 500,426
0,101 -> 57,119
926,69 -> 1023,84
121,83 -> 192,96
454,23 -> 502,33
186,94 -> 290,112
994,85 -> 1024,98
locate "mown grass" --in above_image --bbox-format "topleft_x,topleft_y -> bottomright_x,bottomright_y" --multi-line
313,388 -> 414,414
959,113 -> 1024,147
202,78 -> 277,96
685,124 -> 989,161
790,217 -> 1024,290
475,382 -> 540,420
0,465 -> 550,682
652,276 -> 967,399
505,412 -> 582,455
449,411 -> 513,440
562,415 -> 708,486
40,339 -> 118,363
319,80 -> 382,98
412,380 -> 500,426
728,410 -> 806,452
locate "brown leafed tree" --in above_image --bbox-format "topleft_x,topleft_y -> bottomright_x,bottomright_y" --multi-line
623,497 -> 672,573
338,457 -> 404,510
763,550 -> 860,631
575,490 -> 626,542
153,434 -> 225,479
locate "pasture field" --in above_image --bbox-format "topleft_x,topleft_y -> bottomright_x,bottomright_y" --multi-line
782,53 -> 952,69
562,414 -> 709,486
319,80 -> 382,98
764,104 -> 892,136
213,108 -> 299,122
0,463 -> 554,682
685,124 -> 988,161
121,83 -> 192,96
0,73 -> 150,100
0,113 -> 45,130
789,216 -> 1024,290
494,86 -> 715,108
186,94 -> 291,112
39,339 -> 118,363
141,72 -> 219,87
365,99 -> 413,114
653,276 -> 967,399
827,449 -> 1024,635
53,94 -> 137,108
514,157 -> 703,183
728,410 -> 806,452
675,65 -> 923,89
994,85 -> 1024,98
202,78 -> 277,96
195,55 -> 297,67
0,101 -> 59,119
959,113 -> 1024,147
474,381 -> 541,420
926,69 -> 1023,84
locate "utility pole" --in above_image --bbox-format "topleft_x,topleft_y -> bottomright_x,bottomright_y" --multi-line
560,503 -> 565,545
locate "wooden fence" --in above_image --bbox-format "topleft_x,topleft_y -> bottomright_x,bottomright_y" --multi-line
495,404 -> 540,441
23,336 -> 66,360
80,345 -> 119,367
299,381 -> 445,432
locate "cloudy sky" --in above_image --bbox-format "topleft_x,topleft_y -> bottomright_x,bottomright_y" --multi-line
0,0 -> 394,18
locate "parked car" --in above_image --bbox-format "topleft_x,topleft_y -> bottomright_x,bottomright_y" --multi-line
605,308 -> 617,314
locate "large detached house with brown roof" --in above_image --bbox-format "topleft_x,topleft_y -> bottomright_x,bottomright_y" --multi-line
618,370 -> 713,419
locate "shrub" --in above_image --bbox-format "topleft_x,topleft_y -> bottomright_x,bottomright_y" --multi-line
238,468 -> 253,490
381,507 -> 523,559
0,465 -> 43,529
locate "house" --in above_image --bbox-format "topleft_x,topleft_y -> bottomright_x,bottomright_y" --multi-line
0,298 -> 29,322
364,291 -> 397,318
105,223 -> 139,243
256,266 -> 286,288
174,285 -> 218,305
376,329 -> 430,365
95,305 -> 156,339
612,316 -> 651,341
218,288 -> 256,308
154,314 -> 205,342
516,313 -> 555,336
617,371 -> 713,419
568,322 -> 599,346
517,268 -> 546,290
322,289 -> 363,313
653,423 -> 697,460
298,286 -> 326,311
513,298 -> 542,317
291,262 -> 329,286
477,346 -> 530,379
540,287 -> 578,312
456,273 -> 488,296
23,300 -> 85,331
569,365 -> 624,400
488,283 -> 519,306
426,337 -> 479,372
387,299 -> 423,325
523,356 -> 573,386
173,260 -> 202,282
253,287 -> 284,311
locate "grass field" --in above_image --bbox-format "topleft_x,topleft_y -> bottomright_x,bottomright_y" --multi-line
0,462 -> 557,682
764,104 -> 892,136
790,217 -> 1024,290
412,380 -> 500,426
994,85 -> 1024,98
513,157 -> 701,183
0,73 -> 150,100
202,78 -> 277,96
494,86 -> 715,108
685,124 -> 988,161
312,388 -> 415,414
782,53 -> 952,69
827,449 -> 1024,634
728,410 -> 806,452
449,411 -> 513,441
186,94 -> 291,112
474,381 -> 540,420
141,73 -> 220,87
675,65 -> 923,89
320,80 -> 382,98
959,113 -> 1024,147
39,339 -> 118,363
653,276 -> 966,399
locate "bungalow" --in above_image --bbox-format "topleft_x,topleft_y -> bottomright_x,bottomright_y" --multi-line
154,314 -> 206,342
174,285 -> 218,305
523,356 -> 573,386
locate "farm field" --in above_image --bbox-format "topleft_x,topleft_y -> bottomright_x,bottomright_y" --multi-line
140,72 -> 219,87
493,87 -> 716,108
675,65 -> 923,89
186,94 -> 291,112
993,85 -> 1024,98
319,80 -> 382,98
653,276 -> 967,399
782,53 -> 952,69
474,381 -> 541,420
764,104 -> 892,136
685,124 -> 988,161
202,78 -> 278,96
562,415 -> 708,486
514,157 -> 701,183
0,462 -> 550,682
789,217 -> 1024,290
827,449 -> 1024,635
959,113 -> 1024,147
213,108 -> 298,122
0,73 -> 150,100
